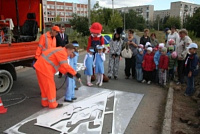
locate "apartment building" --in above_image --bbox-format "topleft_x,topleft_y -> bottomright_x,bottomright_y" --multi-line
43,0 -> 88,23
116,5 -> 154,22
170,1 -> 200,23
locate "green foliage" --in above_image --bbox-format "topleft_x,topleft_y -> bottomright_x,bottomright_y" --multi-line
69,14 -> 90,36
54,15 -> 61,22
121,9 -> 145,31
164,16 -> 181,29
108,11 -> 123,32
185,8 -> 200,37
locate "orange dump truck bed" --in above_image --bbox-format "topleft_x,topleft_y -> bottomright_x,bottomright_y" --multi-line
0,42 -> 38,64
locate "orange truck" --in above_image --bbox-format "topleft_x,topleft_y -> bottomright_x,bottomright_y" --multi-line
0,0 -> 44,95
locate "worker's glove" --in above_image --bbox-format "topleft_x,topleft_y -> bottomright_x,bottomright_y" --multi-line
76,73 -> 81,79
66,73 -> 73,78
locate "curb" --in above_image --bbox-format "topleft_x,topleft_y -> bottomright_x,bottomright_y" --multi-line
162,83 -> 174,134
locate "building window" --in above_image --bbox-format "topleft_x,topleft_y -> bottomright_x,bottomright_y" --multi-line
147,7 -> 149,10
146,12 -> 149,18
69,7 -> 72,10
47,12 -> 50,15
57,6 -> 60,9
51,5 -> 54,9
51,12 -> 55,16
61,6 -> 64,9
47,5 -> 50,9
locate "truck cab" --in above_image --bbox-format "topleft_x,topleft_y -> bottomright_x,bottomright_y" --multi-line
0,0 -> 43,95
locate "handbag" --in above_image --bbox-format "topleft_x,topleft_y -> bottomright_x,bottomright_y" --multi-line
121,43 -> 133,58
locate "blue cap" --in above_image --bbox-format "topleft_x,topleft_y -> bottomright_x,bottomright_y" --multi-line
97,45 -> 104,49
89,48 -> 95,52
73,43 -> 79,47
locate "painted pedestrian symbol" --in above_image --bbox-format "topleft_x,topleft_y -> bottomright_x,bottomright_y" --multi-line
4,87 -> 143,134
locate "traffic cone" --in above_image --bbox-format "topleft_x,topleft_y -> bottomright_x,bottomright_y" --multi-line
0,97 -> 7,114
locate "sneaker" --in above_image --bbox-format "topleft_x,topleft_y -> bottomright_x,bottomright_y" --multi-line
142,80 -> 146,83
99,83 -> 103,87
184,93 -> 189,96
56,103 -> 63,108
72,97 -> 77,100
114,76 -> 118,80
147,81 -> 151,85
96,82 -> 100,85
176,82 -> 181,85
64,99 -> 73,103
90,83 -> 93,86
87,83 -> 92,86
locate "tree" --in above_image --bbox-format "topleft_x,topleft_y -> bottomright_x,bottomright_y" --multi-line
70,14 -> 90,36
185,8 -> 200,37
108,11 -> 123,32
164,16 -> 181,29
54,15 -> 61,22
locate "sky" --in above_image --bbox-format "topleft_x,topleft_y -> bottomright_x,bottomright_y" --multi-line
52,0 -> 200,10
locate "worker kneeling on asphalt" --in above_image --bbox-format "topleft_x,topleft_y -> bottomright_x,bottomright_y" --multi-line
34,43 -> 81,109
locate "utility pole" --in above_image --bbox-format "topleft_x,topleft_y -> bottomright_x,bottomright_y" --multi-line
88,0 -> 91,27
124,8 -> 125,30
112,0 -> 114,16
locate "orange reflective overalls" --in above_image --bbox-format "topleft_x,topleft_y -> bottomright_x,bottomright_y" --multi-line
35,31 -> 56,59
34,47 -> 76,108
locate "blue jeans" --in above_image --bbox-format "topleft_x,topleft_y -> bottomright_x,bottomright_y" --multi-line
185,76 -> 195,96
136,68 -> 143,81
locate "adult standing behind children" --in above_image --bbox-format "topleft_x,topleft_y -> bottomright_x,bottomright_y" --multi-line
56,26 -> 69,78
87,22 -> 104,52
167,26 -> 179,47
124,29 -> 138,79
140,29 -> 151,47
176,29 -> 192,85
150,33 -> 159,48
108,30 -> 123,80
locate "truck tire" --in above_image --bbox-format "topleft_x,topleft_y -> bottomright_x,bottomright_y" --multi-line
0,70 -> 13,95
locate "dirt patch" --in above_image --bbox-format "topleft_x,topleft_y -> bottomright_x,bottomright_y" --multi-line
171,75 -> 200,134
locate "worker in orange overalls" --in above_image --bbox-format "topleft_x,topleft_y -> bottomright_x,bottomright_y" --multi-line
34,43 -> 81,109
35,26 -> 60,60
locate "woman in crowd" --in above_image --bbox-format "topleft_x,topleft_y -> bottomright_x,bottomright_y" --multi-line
108,32 -> 123,80
150,33 -> 159,48
140,29 -> 151,47
176,29 -> 192,85
167,26 -> 179,47
124,29 -> 138,79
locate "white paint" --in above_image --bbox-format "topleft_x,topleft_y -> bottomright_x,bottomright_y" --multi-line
4,86 -> 144,134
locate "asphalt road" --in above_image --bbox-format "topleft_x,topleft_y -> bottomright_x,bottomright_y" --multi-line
0,50 -> 167,134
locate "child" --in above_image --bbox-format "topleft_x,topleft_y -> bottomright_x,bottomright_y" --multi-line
143,42 -> 151,55
184,43 -> 199,96
167,39 -> 176,51
142,47 -> 155,85
72,41 -> 79,90
158,47 -> 169,86
136,48 -> 144,82
65,52 -> 76,102
94,45 -> 106,86
84,48 -> 95,86
154,43 -> 165,83
167,46 -> 177,81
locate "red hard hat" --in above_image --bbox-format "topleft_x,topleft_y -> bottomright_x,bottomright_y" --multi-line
90,22 -> 102,34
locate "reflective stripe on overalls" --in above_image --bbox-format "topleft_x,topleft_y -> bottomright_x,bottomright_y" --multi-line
41,48 -> 68,72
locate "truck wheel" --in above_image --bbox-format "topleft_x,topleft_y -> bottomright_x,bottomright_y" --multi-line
0,70 -> 13,95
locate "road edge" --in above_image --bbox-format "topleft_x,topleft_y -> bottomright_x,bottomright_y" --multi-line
161,83 -> 174,134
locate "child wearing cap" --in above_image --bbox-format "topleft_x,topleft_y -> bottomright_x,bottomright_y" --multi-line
72,41 -> 79,90
84,48 -> 95,86
143,42 -> 152,55
158,47 -> 169,86
94,45 -> 106,86
154,43 -> 165,83
167,46 -> 177,81
136,48 -> 144,82
142,47 -> 155,85
184,43 -> 199,96
64,52 -> 77,102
